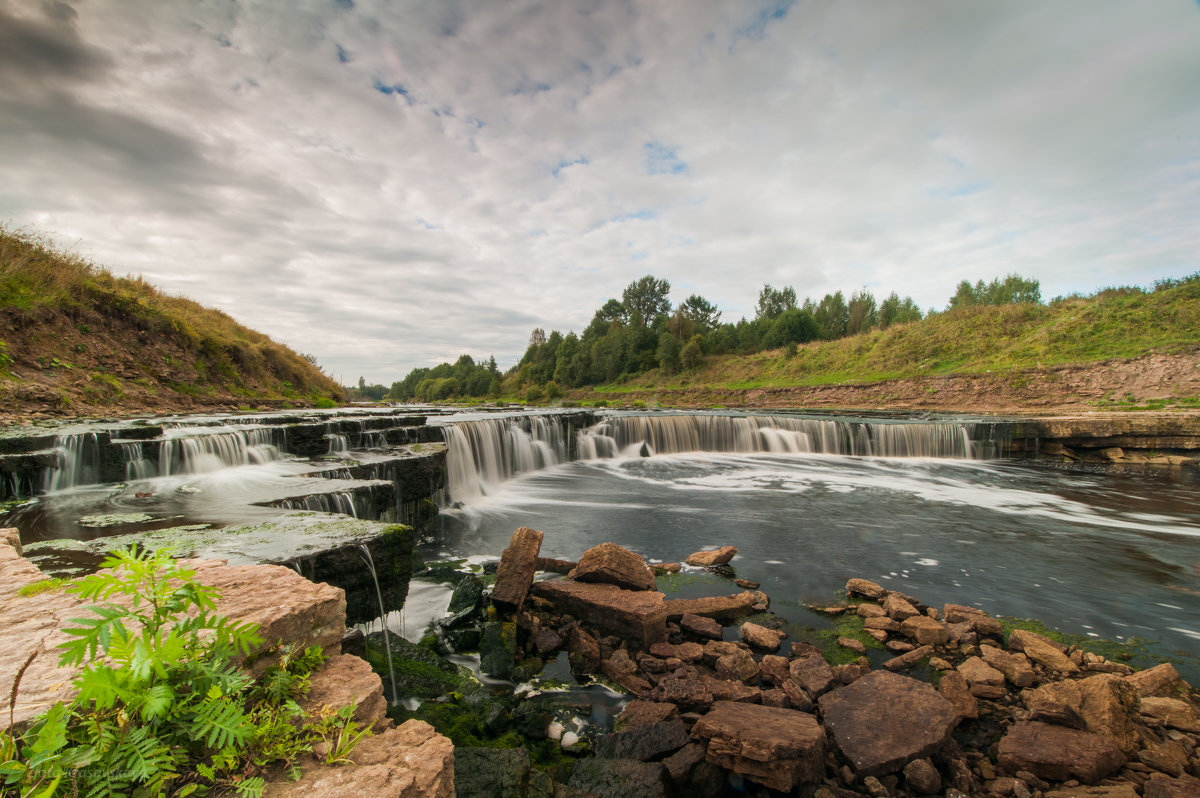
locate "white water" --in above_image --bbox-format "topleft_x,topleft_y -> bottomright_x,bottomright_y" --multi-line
444,416 -> 569,501
158,426 -> 282,476
41,433 -> 100,493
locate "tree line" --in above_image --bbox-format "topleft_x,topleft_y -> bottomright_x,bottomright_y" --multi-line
350,272 -> 1040,402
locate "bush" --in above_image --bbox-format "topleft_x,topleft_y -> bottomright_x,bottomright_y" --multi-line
680,336 -> 703,370
543,381 -> 562,400
524,384 -> 544,403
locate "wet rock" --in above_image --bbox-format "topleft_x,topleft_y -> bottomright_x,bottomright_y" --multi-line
733,578 -> 759,589
569,625 -> 602,676
1143,773 -> 1200,798
740,621 -> 786,652
480,620 -> 517,679
692,700 -> 826,792
943,604 -> 1003,637
534,627 -> 563,656
835,657 -> 872,685
570,542 -> 656,592
716,648 -> 761,684
616,700 -> 680,731
760,654 -> 790,686
595,719 -> 690,761
569,758 -> 667,798
857,603 -> 887,618
903,757 -> 942,795
1140,697 -> 1200,732
847,578 -> 888,600
491,526 -> 544,613
301,653 -> 386,728
679,612 -> 722,640
782,679 -> 814,711
959,656 -> 1006,688
838,636 -> 868,655
705,676 -> 761,703
901,615 -> 949,646
1009,629 -> 1080,675
886,640 -> 916,653
981,644 -> 1035,688
884,593 -> 921,620
1044,786 -> 1139,798
1127,664 -> 1188,698
453,747 -> 532,798
663,592 -> 757,624
662,741 -> 706,782
863,616 -> 901,633
789,645 -> 836,697
653,562 -> 681,574
650,676 -> 714,712
882,644 -> 933,672
446,572 -> 484,616
1021,674 -> 1141,754
761,687 -> 789,707
997,722 -> 1126,784
535,556 -> 578,574
818,670 -> 960,777
684,546 -> 737,567
341,627 -> 366,659
264,719 -> 453,798
1139,738 -> 1190,777
939,671 -> 979,720
530,579 -> 668,647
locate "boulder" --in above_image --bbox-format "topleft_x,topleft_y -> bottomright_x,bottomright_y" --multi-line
569,625 -> 602,676
300,653 -> 386,728
980,645 -> 1035,688
1127,664 -> 1188,698
818,671 -> 960,777
1140,696 -> 1200,732
857,603 -> 887,618
691,701 -> 826,792
453,747 -> 531,798
264,719 -> 453,798
594,719 -> 690,761
1044,787 -> 1139,798
760,655 -> 790,686
535,556 -> 577,574
846,578 -> 888,599
900,615 -> 948,646
650,676 -> 714,712
530,579 -> 668,647
684,546 -> 737,567
679,613 -> 722,640
863,616 -> 901,633
838,636 -> 868,655
705,676 -> 761,703
1021,674 -> 1141,753
788,645 -> 836,697
996,722 -> 1125,784
958,656 -> 1005,688
1143,773 -> 1200,798
882,644 -> 933,672
533,627 -> 563,656
1139,738 -> 1190,777
884,593 -> 920,620
490,527 -> 544,612
740,621 -> 786,652
1009,629 -> 1080,675
570,542 -> 656,592
480,621 -> 516,679
938,671 -> 978,720
568,758 -> 667,798
662,741 -> 707,782
615,700 -> 680,731
943,604 -> 1002,637
716,648 -> 761,684
663,592 -> 757,623
903,758 -> 942,795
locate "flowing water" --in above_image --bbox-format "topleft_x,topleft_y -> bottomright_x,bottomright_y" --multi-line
432,412 -> 1200,678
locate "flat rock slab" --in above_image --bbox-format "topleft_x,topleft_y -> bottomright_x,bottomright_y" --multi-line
530,579 -> 668,646
684,546 -> 737,567
570,541 -> 656,591
568,758 -> 667,798
490,526 -> 543,612
818,670 -> 960,777
692,700 -> 825,792
264,719 -> 454,798
594,719 -> 690,761
997,721 -> 1126,784
663,592 -> 757,623
0,530 -> 345,730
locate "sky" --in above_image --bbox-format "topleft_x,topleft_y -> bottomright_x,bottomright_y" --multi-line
2,1 -> 1199,385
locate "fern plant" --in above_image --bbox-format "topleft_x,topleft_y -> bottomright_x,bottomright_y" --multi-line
1,547 -> 365,797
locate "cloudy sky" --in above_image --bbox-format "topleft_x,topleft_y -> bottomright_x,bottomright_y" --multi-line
2,1 -> 1199,384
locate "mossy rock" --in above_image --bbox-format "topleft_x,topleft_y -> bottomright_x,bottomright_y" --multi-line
481,621 -> 517,680
364,630 -> 477,700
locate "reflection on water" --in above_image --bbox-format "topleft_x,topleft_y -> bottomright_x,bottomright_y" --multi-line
431,452 -> 1200,679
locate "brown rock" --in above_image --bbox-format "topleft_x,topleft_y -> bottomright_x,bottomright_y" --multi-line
716,648 -> 761,684
650,676 -> 714,712
997,722 -> 1126,784
653,561 -> 682,574
761,688 -> 789,707
664,592 -> 757,623
1044,786 -> 1139,798
971,683 -> 1006,700
684,546 -> 737,567
1009,629 -> 1080,675
781,678 -> 813,711
846,578 -> 888,599
1127,664 -> 1188,698
679,612 -> 722,640
981,645 -> 1035,688
529,579 -> 668,647
943,603 -> 1003,637
1021,674 -> 1141,754
884,593 -> 920,620
900,615 -> 949,645
301,654 -> 386,728
569,542 -> 656,592
939,671 -> 979,720
818,671 -> 960,776
534,627 -> 563,655
673,641 -> 704,662
864,628 -> 889,643
264,719 -> 453,798
535,556 -> 577,574
857,603 -> 887,618
788,645 -> 836,697
603,661 -> 652,696
692,701 -> 826,792
594,719 -> 690,761
491,526 -> 544,612
569,625 -> 602,676
882,644 -> 933,671
740,621 -> 786,652
705,676 -> 762,703
903,757 -> 942,795
1140,697 -> 1200,732
959,656 -> 1005,687
1143,773 -> 1200,798
835,657 -> 871,685
838,636 -> 867,655
863,616 -> 901,633
662,741 -> 706,782
1139,738 -> 1190,777
886,640 -> 915,653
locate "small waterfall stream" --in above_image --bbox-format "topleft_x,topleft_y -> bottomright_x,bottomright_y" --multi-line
158,427 -> 282,476
41,433 -> 100,492
358,544 -> 399,705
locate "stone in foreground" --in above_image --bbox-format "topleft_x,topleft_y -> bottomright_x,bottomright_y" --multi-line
569,542 -> 656,592
818,670 -> 960,777
684,546 -> 737,567
568,758 -> 667,798
531,579 -> 668,647
997,721 -> 1125,784
490,526 -> 544,612
691,700 -> 825,792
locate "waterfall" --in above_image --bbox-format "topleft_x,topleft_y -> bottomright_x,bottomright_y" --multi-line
326,434 -> 350,454
158,427 -> 282,476
578,414 -> 975,459
443,416 -> 569,501
276,491 -> 366,517
117,441 -> 154,481
357,544 -> 400,706
41,433 -> 100,493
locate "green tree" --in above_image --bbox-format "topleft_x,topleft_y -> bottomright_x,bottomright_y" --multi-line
763,308 -> 820,349
678,294 -> 722,332
878,292 -> 923,328
813,291 -> 849,340
656,331 -> 683,374
846,289 -> 878,336
755,284 -> 797,320
680,335 -> 704,369
621,275 -> 672,327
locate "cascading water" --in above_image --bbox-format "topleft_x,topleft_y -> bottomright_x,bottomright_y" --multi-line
357,544 -> 399,705
158,427 -> 282,476
116,441 -> 155,481
276,491 -> 364,517
41,433 -> 100,493
443,416 -> 569,501
326,434 -> 350,454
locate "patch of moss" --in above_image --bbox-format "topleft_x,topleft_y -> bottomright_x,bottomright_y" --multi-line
17,577 -> 67,597
364,632 -> 476,701
653,569 -> 728,594
787,608 -> 884,666
417,558 -> 470,584
998,616 -> 1158,666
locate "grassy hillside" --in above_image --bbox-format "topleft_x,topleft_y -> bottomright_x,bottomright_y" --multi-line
589,276 -> 1200,395
0,228 -> 342,419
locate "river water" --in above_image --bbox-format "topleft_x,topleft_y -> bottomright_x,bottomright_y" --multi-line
431,420 -> 1200,677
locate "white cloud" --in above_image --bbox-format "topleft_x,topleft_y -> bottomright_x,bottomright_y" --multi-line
1,0 -> 1198,383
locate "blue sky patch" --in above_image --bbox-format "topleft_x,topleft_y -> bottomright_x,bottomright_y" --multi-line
373,79 -> 414,104
731,0 -> 796,46
336,43 -> 350,63
552,156 -> 589,177
645,141 -> 687,175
